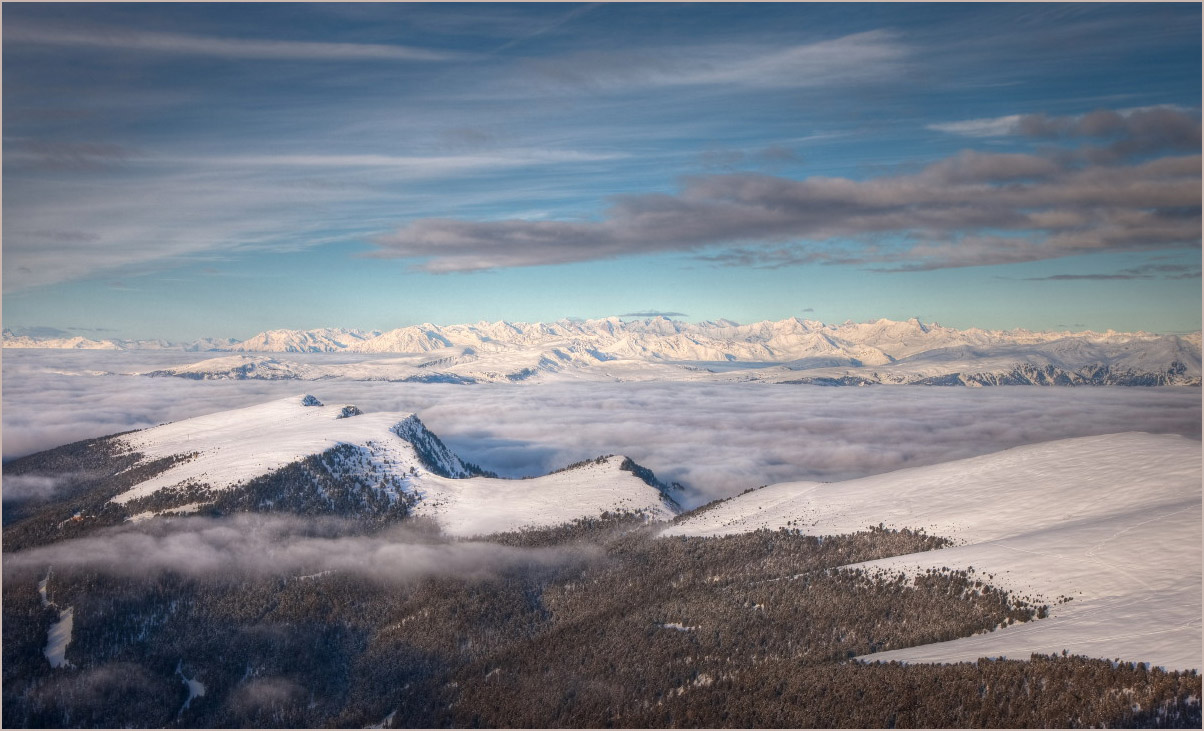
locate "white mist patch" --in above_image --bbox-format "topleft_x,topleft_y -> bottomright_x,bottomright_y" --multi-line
665,432 -> 1201,670
7,515 -> 603,586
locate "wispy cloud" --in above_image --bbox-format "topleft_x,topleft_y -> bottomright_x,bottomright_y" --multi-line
1015,263 -> 1202,281
927,115 -> 1025,138
177,149 -> 626,171
6,140 -> 137,171
6,24 -> 466,62
489,2 -> 601,55
929,107 -> 1200,161
524,30 -> 909,90
2,145 -> 624,291
372,111 -> 1201,273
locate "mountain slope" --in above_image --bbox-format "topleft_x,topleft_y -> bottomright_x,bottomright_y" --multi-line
230,328 -> 379,353
664,432 -> 1202,670
109,395 -> 678,536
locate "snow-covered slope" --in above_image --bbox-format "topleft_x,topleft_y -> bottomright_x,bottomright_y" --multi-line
132,347 -> 704,384
411,456 -> 678,537
112,395 -> 677,536
664,433 -> 1202,670
0,329 -> 239,352
230,327 -> 379,353
763,332 -> 1202,386
138,355 -> 327,380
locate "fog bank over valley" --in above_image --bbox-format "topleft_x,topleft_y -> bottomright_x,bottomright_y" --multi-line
4,350 -> 1199,507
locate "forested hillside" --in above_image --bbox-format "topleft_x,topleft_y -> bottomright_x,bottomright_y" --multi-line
4,514 -> 1199,728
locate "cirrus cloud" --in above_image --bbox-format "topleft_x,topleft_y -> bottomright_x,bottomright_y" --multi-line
6,24 -> 467,62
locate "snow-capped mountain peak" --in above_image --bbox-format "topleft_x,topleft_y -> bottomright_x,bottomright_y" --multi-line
108,395 -> 678,537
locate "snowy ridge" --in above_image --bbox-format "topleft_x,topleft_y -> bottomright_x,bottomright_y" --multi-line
7,315 -> 1198,360
232,327 -> 379,353
2,331 -> 118,350
664,432 -> 1202,671
110,395 -> 677,536
411,455 -> 678,538
390,414 -> 486,478
1,328 -> 237,352
139,355 -> 325,380
78,316 -> 1200,386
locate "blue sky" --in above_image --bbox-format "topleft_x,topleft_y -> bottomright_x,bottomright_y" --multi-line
3,2 -> 1200,340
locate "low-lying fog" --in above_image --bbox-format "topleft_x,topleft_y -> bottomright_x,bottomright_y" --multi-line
4,350 -> 1200,508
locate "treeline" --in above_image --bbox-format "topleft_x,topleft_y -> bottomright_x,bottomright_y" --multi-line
1,435 -> 194,552
3,441 -> 421,552
621,654 -> 1202,728
4,517 -> 1198,728
124,443 -> 417,526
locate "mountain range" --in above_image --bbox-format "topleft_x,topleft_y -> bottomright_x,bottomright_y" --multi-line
8,317 -> 1198,387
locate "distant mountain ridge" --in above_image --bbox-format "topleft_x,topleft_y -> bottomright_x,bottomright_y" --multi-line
7,317 -> 1200,386
5,316 -> 1198,355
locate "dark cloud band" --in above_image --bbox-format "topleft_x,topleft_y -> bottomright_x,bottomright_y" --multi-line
372,109 -> 1201,274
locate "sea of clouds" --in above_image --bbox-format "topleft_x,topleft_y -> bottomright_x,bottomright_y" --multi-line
4,349 -> 1200,508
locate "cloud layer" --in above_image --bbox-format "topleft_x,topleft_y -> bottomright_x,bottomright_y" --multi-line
373,109 -> 1200,273
4,514 -> 596,582
4,351 -> 1199,508
930,107 -> 1201,163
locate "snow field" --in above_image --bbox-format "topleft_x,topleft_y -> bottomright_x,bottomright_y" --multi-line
114,395 -> 425,504
664,432 -> 1202,670
413,456 -> 677,538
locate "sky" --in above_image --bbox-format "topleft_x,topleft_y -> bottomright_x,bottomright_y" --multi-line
3,2 -> 1201,341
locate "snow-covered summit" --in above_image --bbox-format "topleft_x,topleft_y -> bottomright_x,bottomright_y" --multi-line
230,327 -> 379,353
111,395 -> 678,536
